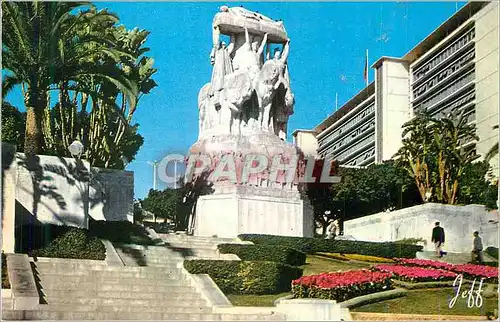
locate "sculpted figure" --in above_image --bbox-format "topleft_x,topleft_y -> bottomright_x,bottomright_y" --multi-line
208,40 -> 234,109
254,60 -> 280,131
198,83 -> 211,137
232,28 -> 267,81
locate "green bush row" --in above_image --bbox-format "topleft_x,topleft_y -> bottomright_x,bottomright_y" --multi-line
16,220 -> 157,260
485,247 -> 499,260
89,220 -> 158,245
184,259 -> 303,295
217,244 -> 306,266
2,252 -> 10,289
238,234 -> 422,259
32,228 -> 105,260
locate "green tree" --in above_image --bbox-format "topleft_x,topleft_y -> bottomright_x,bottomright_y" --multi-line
305,161 -> 421,233
395,111 -> 480,204
2,2 -> 137,156
142,188 -> 184,223
458,161 -> 498,210
1,102 -> 25,151
485,124 -> 499,162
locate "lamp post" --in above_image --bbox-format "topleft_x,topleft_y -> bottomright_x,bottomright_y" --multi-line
147,160 -> 159,190
68,140 -> 88,228
68,140 -> 84,160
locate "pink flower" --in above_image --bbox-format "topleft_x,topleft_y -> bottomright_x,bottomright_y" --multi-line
293,269 -> 391,289
373,264 -> 456,281
452,264 -> 498,279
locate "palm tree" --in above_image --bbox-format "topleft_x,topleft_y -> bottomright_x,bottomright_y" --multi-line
395,110 -> 480,204
485,124 -> 499,162
2,2 -> 137,156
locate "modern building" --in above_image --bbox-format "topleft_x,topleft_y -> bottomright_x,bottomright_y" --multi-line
293,1 -> 499,173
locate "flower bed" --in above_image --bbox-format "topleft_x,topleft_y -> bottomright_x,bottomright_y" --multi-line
395,258 -> 454,271
373,264 -> 457,283
451,264 -> 498,283
291,269 -> 392,302
395,259 -> 499,283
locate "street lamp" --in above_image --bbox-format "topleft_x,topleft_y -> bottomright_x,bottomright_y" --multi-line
147,160 -> 159,190
68,140 -> 84,159
68,140 -> 88,229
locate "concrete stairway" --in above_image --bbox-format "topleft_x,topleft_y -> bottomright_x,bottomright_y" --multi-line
157,233 -> 247,260
2,236 -> 284,320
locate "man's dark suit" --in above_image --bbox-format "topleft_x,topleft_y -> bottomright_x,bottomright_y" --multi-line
432,226 -> 445,245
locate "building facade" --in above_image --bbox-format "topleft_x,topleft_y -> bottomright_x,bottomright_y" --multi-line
294,1 -> 499,173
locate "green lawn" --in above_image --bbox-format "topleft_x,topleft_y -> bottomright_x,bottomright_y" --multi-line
301,254 -> 371,276
352,288 -> 498,316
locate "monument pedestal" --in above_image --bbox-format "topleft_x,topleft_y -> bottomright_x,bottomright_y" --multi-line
193,189 -> 314,238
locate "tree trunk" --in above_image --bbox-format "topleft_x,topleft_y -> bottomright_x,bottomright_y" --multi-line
23,87 -> 45,156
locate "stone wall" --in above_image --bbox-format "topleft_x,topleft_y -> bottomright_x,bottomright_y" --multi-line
2,143 -> 17,253
9,153 -> 133,234
14,154 -> 90,228
344,203 -> 499,253
89,168 -> 134,222
194,189 -> 314,238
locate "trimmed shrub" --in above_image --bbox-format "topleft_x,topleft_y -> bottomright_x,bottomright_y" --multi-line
184,260 -> 303,295
218,244 -> 306,266
16,221 -> 157,257
32,228 -> 105,260
394,238 -> 427,246
2,252 -> 10,289
238,234 -> 422,259
89,220 -> 157,245
485,247 -> 499,260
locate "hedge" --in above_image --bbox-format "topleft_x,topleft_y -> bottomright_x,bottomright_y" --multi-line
2,252 -> 10,289
485,247 -> 499,260
217,244 -> 306,266
16,220 -> 158,259
32,228 -> 105,260
184,259 -> 303,295
238,234 -> 422,259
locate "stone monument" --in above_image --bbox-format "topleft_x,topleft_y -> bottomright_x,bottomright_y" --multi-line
188,6 -> 314,238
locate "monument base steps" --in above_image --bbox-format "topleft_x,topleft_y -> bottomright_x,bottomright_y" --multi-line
1,237 -> 283,320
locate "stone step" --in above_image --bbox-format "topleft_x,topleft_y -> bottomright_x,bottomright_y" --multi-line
42,290 -> 206,302
36,273 -> 188,285
43,294 -> 206,306
35,304 -> 213,314
31,257 -> 108,266
1,310 -> 222,320
1,298 -> 13,309
158,234 -> 240,243
33,262 -> 181,271
2,309 -> 285,321
39,281 -> 195,293
34,269 -> 184,279
163,242 -> 221,249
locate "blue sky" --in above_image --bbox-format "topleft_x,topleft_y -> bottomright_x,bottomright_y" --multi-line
5,2 -> 465,198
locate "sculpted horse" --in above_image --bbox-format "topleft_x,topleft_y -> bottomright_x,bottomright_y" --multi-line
254,60 -> 281,131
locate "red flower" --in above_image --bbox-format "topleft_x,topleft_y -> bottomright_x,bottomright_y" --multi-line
293,269 -> 392,289
373,264 -> 456,281
452,264 -> 498,279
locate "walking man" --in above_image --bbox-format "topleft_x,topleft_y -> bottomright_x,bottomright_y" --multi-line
471,231 -> 484,263
431,222 -> 445,258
